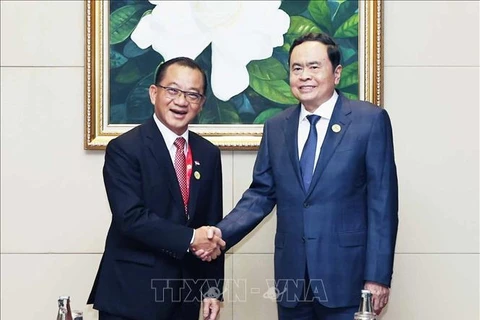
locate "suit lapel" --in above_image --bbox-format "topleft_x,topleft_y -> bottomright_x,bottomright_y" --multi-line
307,94 -> 352,195
186,133 -> 200,222
144,119 -> 184,209
284,106 -> 305,191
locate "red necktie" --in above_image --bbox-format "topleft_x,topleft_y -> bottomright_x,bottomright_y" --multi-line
174,137 -> 188,211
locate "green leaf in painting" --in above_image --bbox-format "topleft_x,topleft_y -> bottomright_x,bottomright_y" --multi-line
247,57 -> 287,81
110,49 -> 128,69
231,94 -> 255,115
197,107 -> 217,124
115,60 -> 143,84
125,73 -> 154,123
250,77 -> 298,105
308,0 -> 332,33
110,4 -> 148,45
141,9 -> 152,18
110,103 -> 126,124
282,16 -> 322,52
341,91 -> 358,100
123,39 -> 148,58
339,82 -> 358,96
279,0 -> 310,16
332,0 -> 358,31
337,62 -> 358,89
333,13 -> 358,38
217,101 -> 241,124
340,47 -> 356,63
253,108 -> 284,124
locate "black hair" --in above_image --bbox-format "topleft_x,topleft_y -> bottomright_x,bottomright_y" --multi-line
154,57 -> 207,94
288,33 -> 342,70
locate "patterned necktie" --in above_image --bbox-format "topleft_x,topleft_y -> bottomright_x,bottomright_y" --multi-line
300,115 -> 321,191
174,137 -> 188,211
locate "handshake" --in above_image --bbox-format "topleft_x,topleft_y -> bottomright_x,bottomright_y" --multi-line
190,226 -> 225,262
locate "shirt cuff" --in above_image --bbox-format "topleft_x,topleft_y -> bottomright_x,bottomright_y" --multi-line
187,229 -> 195,252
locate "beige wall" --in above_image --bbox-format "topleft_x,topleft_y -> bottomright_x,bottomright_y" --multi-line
1,1 -> 478,319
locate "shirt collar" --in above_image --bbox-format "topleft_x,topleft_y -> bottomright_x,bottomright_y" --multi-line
153,114 -> 189,149
299,90 -> 338,122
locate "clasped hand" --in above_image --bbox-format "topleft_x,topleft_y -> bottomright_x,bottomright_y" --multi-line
364,281 -> 390,315
190,226 -> 225,262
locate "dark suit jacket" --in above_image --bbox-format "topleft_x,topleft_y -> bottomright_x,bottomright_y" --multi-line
217,93 -> 398,308
88,118 -> 224,320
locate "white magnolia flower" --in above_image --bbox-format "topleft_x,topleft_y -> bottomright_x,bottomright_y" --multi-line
131,1 -> 290,101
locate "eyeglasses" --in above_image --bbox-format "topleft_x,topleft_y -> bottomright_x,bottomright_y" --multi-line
155,85 -> 205,104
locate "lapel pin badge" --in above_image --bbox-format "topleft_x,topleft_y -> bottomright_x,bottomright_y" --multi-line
332,124 -> 341,133
194,171 -> 201,180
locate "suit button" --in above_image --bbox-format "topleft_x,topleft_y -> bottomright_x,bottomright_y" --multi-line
303,202 -> 309,208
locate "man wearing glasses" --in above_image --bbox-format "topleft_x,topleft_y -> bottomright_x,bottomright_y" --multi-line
88,57 -> 225,320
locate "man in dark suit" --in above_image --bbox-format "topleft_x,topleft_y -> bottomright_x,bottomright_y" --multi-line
200,33 -> 398,319
88,57 -> 225,320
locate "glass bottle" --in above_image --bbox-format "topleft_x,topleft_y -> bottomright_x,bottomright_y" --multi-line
56,296 -> 73,320
353,290 -> 376,320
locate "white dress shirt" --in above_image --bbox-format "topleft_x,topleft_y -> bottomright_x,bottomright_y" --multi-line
153,114 -> 195,246
153,114 -> 189,162
297,90 -> 338,171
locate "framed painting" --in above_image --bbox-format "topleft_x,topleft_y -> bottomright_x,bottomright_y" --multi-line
85,0 -> 383,150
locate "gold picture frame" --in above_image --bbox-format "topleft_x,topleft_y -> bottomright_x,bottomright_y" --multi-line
85,0 -> 383,150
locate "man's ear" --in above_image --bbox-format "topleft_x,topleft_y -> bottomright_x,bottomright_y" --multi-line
334,65 -> 343,85
148,85 -> 157,105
